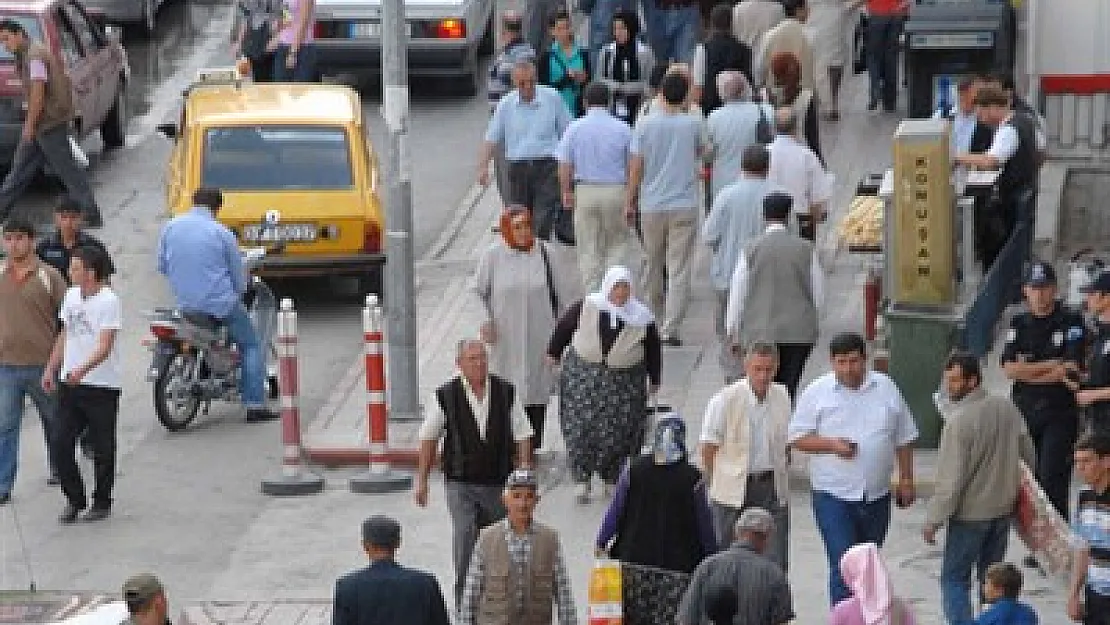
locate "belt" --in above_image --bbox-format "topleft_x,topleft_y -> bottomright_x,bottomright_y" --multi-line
657,1 -> 696,8
575,181 -> 624,186
747,470 -> 775,483
509,157 -> 556,164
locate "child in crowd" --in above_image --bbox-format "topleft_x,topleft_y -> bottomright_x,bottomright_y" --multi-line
975,562 -> 1038,625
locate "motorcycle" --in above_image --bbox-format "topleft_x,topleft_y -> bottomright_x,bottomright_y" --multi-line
145,229 -> 283,432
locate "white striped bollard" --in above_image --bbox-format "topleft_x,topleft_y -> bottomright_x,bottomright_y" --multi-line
261,297 -> 324,496
350,294 -> 413,493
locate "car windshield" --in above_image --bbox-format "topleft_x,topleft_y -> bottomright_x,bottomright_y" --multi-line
0,16 -> 44,62
201,125 -> 354,190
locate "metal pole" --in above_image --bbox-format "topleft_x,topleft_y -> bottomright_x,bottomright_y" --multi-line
351,294 -> 413,493
381,0 -> 421,422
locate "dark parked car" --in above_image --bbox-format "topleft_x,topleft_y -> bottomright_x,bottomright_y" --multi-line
0,0 -> 129,168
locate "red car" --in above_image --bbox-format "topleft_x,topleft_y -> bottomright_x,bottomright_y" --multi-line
0,0 -> 129,168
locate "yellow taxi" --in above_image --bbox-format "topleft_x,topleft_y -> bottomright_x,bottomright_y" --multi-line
157,68 -> 384,290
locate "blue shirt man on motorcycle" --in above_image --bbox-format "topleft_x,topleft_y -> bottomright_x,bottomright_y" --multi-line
156,187 -> 279,423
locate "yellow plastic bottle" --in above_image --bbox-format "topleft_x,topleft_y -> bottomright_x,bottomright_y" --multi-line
588,559 -> 623,625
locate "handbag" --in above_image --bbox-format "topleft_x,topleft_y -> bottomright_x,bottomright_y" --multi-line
538,242 -> 559,316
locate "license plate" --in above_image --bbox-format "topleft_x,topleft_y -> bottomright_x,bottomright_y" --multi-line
242,223 -> 317,242
348,22 -> 411,38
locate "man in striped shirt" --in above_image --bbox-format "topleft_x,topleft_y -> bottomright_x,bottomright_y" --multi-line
1070,431 -> 1110,624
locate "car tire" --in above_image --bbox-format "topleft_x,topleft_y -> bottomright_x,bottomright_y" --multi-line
100,84 -> 127,149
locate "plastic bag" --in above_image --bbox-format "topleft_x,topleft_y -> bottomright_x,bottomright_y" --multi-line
588,559 -> 622,625
69,135 -> 89,169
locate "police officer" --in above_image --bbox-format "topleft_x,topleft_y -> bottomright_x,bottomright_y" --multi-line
36,197 -> 114,283
1076,272 -> 1110,435
1001,261 -> 1085,529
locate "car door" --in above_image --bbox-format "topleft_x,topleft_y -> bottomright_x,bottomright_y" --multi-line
51,6 -> 94,132
59,1 -> 117,128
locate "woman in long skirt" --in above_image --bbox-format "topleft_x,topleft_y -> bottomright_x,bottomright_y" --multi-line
547,265 -> 662,503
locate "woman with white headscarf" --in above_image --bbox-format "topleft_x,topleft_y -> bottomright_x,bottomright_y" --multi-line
830,543 -> 918,625
547,265 -> 662,503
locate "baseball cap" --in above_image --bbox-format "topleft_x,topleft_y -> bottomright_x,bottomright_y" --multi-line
505,468 -> 538,490
1080,271 -> 1110,294
122,574 -> 163,607
361,515 -> 401,548
1023,261 -> 1057,287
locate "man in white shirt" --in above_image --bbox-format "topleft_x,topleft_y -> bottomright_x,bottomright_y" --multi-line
766,107 -> 831,240
732,0 -> 786,50
726,193 -> 823,401
413,339 -> 534,607
43,245 -> 122,524
788,332 -> 918,605
932,75 -> 981,155
700,342 -> 792,571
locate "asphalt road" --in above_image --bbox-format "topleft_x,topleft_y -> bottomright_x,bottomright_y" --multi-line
0,0 -> 489,597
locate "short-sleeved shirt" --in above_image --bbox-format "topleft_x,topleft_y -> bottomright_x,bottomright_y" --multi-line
556,108 -> 631,185
630,111 -> 705,212
276,0 -> 314,44
1001,301 -> 1086,409
36,230 -> 115,284
485,86 -> 570,161
987,123 -> 1020,164
788,371 -> 919,502
1074,485 -> 1110,597
59,286 -> 122,389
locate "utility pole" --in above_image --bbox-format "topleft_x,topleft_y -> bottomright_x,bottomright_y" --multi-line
380,0 -> 420,422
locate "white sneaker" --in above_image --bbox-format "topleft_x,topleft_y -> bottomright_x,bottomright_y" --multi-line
574,482 -> 591,504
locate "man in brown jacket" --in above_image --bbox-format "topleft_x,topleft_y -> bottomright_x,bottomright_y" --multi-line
923,351 -> 1036,625
0,19 -> 101,227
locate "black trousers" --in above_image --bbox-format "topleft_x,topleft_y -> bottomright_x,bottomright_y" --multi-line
246,52 -> 275,82
506,158 -> 560,235
525,404 -> 547,449
51,383 -> 120,509
1017,398 -> 1079,520
775,343 -> 813,402
1087,587 -> 1110,625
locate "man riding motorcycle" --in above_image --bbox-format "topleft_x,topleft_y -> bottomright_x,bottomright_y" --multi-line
156,187 -> 279,423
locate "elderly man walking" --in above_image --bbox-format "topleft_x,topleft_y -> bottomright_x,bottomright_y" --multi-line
414,339 -> 534,607
789,332 -> 919,605
703,145 -> 778,379
677,507 -> 795,625
700,343 -> 792,570
627,71 -> 708,347
706,71 -> 772,202
558,82 -> 633,292
479,61 -> 571,242
756,0 -> 815,92
725,193 -> 822,400
923,352 -> 1035,625
732,0 -> 785,51
766,107 -> 831,240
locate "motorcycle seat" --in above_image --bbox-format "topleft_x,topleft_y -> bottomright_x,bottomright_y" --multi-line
182,311 -> 223,332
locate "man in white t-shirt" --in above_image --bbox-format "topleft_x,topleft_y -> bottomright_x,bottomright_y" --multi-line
43,244 -> 122,524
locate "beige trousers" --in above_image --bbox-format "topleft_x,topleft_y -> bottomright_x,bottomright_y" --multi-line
639,208 -> 698,339
574,183 -> 631,292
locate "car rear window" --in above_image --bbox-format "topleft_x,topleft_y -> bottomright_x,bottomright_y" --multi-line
201,126 -> 354,190
0,16 -> 44,62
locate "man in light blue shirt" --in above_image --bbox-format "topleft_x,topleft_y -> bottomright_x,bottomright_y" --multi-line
933,75 -> 980,155
628,71 -> 707,346
156,188 -> 277,423
479,60 -> 571,244
557,82 -> 632,291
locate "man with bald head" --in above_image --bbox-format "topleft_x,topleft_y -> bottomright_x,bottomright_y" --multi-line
766,106 -> 830,240
706,71 -> 773,201
415,339 -> 534,606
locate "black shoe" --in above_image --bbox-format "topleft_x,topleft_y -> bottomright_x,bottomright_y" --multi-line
47,474 -> 60,486
867,98 -> 878,111
1023,555 -> 1039,568
0,493 -> 9,505
58,504 -> 83,524
245,408 -> 280,423
662,335 -> 683,347
82,506 -> 111,522
84,212 -> 104,229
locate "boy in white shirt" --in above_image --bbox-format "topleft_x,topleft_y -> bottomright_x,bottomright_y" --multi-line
43,244 -> 122,524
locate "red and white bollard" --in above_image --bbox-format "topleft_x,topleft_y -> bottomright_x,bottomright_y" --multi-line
261,297 -> 324,496
350,294 -> 412,493
864,266 -> 883,342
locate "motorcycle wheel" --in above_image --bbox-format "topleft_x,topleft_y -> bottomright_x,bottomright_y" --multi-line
154,352 -> 202,432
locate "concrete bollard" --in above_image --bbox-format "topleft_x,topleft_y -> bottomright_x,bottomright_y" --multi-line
350,294 -> 413,493
262,298 -> 325,497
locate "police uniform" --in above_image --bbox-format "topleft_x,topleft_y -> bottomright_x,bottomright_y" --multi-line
1001,263 -> 1085,520
1080,272 -> 1110,435
35,229 -> 114,284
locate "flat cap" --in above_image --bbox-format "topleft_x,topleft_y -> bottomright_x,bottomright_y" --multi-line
505,468 -> 538,489
1023,261 -> 1057,287
362,515 -> 402,548
734,507 -> 776,534
122,574 -> 163,606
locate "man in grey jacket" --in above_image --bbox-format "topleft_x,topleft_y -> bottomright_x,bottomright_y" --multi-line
923,351 -> 1036,625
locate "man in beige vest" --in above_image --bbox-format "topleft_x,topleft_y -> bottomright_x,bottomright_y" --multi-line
458,468 -> 576,625
699,342 -> 792,571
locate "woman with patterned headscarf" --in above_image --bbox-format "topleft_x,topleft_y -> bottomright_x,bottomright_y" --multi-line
547,265 -> 661,503
473,207 -> 574,452
594,413 -> 717,573
597,9 -> 656,125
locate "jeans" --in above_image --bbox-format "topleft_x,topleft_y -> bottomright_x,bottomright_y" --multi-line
0,124 -> 98,221
644,4 -> 699,63
444,481 -> 507,607
222,303 -> 266,408
941,517 -> 1011,625
0,364 -> 56,496
865,15 -> 902,108
272,44 -> 317,82
812,491 -> 892,604
51,383 -> 120,509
